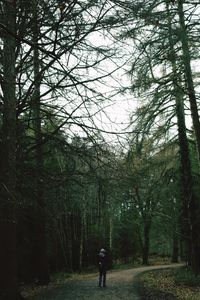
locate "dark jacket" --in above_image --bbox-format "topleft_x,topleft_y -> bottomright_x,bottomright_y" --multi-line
98,251 -> 107,272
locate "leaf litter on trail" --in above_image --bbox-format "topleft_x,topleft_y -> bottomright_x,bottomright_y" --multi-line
139,268 -> 200,300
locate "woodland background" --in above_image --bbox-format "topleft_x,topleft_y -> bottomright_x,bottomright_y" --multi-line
1,0 -> 200,299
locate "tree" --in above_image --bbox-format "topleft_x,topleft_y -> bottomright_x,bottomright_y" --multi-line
110,0 -> 200,273
126,131 -> 174,264
177,0 -> 200,166
165,1 -> 192,265
0,0 -> 124,291
0,0 -> 22,299
30,0 -> 50,284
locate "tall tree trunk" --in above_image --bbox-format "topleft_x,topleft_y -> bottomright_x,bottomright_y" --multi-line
79,215 -> 84,272
0,1 -> 22,299
171,232 -> 179,263
175,94 -> 192,263
109,215 -> 113,251
79,194 -> 86,272
142,219 -> 151,265
58,217 -> 68,269
177,1 -> 200,274
177,0 -> 200,164
32,0 -> 49,284
167,2 -> 200,273
67,214 -> 73,272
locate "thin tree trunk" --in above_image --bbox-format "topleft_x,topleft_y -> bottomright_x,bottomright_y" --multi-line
171,233 -> 179,263
58,217 -> 68,269
67,214 -> 73,272
142,220 -> 151,265
109,215 -> 113,251
79,215 -> 84,272
79,194 -> 86,272
97,181 -> 102,231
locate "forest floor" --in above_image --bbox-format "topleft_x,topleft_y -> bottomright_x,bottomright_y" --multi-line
22,264 -> 182,300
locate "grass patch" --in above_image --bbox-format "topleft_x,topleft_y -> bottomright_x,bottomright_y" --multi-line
112,260 -> 140,270
148,255 -> 171,266
138,266 -> 200,299
50,270 -> 99,284
50,272 -> 72,284
112,255 -> 171,270
174,267 -> 200,287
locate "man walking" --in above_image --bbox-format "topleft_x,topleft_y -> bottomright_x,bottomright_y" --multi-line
98,248 -> 107,287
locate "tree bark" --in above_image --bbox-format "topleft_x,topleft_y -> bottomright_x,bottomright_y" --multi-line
31,0 -> 49,284
166,1 -> 200,272
67,214 -> 73,272
79,215 -> 84,272
79,194 -> 86,272
109,215 -> 113,251
171,233 -> 179,263
142,220 -> 151,265
177,1 -> 200,274
0,1 -> 22,299
177,0 -> 200,165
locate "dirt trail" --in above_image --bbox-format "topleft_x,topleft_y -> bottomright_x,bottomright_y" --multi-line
30,264 -> 183,300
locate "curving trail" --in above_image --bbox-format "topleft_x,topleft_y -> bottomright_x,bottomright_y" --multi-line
30,264 -> 183,300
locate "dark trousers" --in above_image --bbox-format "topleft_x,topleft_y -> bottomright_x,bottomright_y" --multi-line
98,268 -> 106,287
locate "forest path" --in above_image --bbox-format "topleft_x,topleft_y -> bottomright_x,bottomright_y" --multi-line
31,263 -> 183,300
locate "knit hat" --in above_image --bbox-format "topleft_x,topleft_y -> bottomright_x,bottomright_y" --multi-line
100,248 -> 106,253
